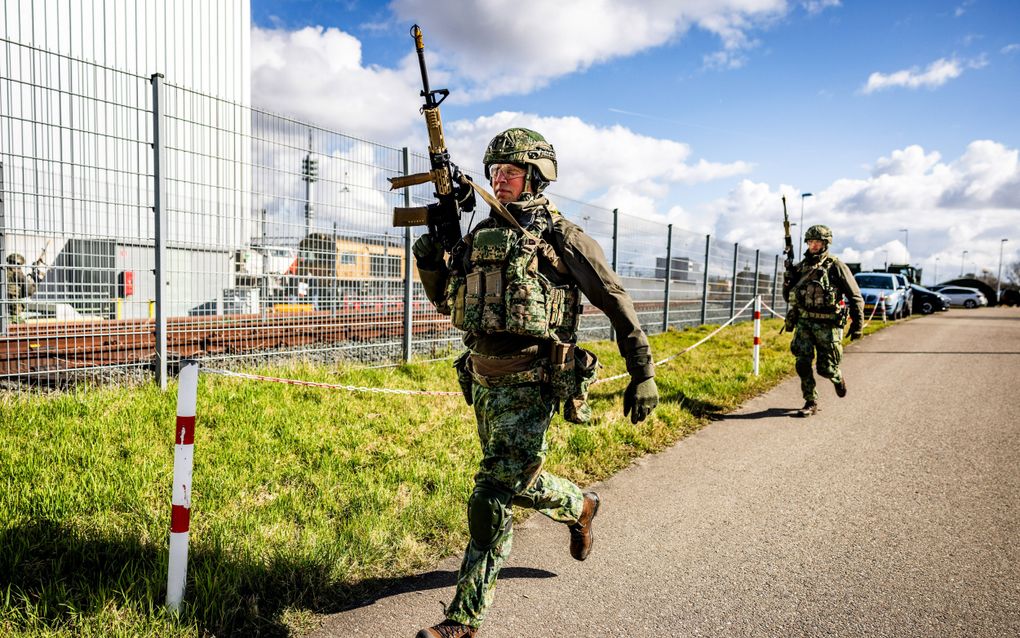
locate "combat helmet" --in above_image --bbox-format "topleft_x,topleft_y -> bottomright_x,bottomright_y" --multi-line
6,253 -> 26,266
804,225 -> 833,244
483,127 -> 557,193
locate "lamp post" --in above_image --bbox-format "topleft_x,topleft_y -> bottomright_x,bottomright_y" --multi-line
797,192 -> 813,261
996,239 -> 1008,304
960,250 -> 968,276
934,257 -> 940,286
899,228 -> 908,255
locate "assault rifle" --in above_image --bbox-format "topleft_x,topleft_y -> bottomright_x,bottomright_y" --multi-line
388,24 -> 475,252
780,196 -> 799,332
781,195 -> 795,272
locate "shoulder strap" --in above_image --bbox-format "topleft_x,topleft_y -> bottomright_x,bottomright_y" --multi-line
463,176 -> 567,274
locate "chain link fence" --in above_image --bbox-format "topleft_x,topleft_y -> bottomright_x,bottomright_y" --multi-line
1,38 -> 788,390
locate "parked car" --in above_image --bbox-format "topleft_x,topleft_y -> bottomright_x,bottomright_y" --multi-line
909,284 -> 950,314
854,272 -> 909,319
931,285 -> 987,308
1000,289 -> 1020,307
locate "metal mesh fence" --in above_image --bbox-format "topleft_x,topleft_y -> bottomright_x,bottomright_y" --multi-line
1,38 -> 790,389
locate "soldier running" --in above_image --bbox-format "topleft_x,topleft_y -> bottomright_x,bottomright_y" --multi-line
783,225 -> 864,417
413,128 -> 659,637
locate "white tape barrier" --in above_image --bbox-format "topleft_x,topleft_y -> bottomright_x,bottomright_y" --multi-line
759,298 -> 784,320
166,360 -> 198,612
596,296 -> 757,385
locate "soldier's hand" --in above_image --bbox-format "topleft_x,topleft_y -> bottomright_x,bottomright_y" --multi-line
623,376 -> 658,424
412,233 -> 445,268
850,331 -> 863,341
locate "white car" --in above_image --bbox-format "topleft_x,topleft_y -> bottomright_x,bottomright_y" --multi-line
931,285 -> 987,308
854,272 -> 909,319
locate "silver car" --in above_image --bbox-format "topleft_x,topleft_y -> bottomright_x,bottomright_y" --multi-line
854,272 -> 909,320
931,285 -> 987,308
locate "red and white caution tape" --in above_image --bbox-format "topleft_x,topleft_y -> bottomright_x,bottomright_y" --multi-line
595,296 -> 757,385
759,298 -> 784,320
200,367 -> 461,396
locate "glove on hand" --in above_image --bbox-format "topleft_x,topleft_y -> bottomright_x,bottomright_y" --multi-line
623,377 -> 658,424
412,233 -> 445,269
850,331 -> 863,341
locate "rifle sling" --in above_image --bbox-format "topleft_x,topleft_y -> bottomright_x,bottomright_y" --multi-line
464,178 -> 568,275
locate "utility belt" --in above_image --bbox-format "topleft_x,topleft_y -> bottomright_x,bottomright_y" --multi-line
799,306 -> 848,325
453,343 -> 599,424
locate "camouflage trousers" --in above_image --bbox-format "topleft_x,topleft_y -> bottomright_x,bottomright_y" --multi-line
790,319 -> 844,401
445,382 -> 585,628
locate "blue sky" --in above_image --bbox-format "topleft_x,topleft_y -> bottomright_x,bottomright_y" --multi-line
249,0 -> 1020,283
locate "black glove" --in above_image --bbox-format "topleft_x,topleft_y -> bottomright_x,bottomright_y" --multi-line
412,233 -> 445,269
623,377 -> 658,424
450,163 -> 477,213
850,331 -> 863,341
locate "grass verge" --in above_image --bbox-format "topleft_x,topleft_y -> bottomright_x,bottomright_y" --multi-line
0,316 -> 889,637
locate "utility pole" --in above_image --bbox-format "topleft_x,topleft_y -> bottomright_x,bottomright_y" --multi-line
302,130 -> 318,237
997,239 -> 1008,304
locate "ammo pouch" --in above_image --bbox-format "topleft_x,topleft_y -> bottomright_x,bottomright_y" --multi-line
548,342 -> 599,424
453,351 -> 474,405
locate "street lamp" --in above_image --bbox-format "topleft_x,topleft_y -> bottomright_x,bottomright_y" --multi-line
960,250 -> 968,276
934,257 -> 940,285
997,239 -> 1008,304
797,192 -> 813,261
899,228 -> 908,255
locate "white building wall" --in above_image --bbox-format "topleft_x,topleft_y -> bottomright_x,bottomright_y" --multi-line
1,0 -> 252,249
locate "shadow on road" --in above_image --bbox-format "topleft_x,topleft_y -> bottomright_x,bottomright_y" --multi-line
710,407 -> 800,421
852,351 -> 1020,355
335,566 -> 557,613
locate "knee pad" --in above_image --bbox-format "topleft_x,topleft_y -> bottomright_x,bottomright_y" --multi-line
467,483 -> 512,549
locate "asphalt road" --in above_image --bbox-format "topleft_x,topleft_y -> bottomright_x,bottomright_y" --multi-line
310,307 -> 1020,638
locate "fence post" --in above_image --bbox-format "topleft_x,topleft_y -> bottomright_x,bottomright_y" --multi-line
700,234 -> 711,325
610,208 -> 619,341
772,254 -> 780,316
730,242 -> 739,319
401,147 -> 413,363
753,249 -> 760,298
151,73 -> 169,390
662,224 -> 673,332
752,295 -> 761,376
166,359 -> 198,612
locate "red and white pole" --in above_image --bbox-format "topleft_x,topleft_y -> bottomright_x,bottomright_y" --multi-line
167,360 -> 198,611
752,295 -> 762,376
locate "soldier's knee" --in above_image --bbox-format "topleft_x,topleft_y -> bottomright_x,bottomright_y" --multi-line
467,481 -> 513,549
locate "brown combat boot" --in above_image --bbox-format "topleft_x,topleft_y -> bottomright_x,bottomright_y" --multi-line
569,492 -> 600,561
834,378 -> 847,397
797,400 -> 818,417
416,619 -> 477,638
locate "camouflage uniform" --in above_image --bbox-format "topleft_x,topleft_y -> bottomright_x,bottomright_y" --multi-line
4,254 -> 38,322
784,226 -> 863,404
414,128 -> 656,632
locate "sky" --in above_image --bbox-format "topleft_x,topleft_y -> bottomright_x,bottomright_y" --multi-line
248,0 -> 1020,285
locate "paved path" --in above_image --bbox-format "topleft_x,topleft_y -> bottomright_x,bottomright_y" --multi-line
311,308 -> 1020,637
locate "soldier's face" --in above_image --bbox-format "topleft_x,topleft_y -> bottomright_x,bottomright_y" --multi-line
806,239 -> 825,254
490,163 -> 527,203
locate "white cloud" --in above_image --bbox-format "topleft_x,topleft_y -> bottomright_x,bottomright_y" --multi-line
698,141 -> 1020,281
1002,43 -> 1020,55
251,26 -> 425,141
803,0 -> 842,16
442,111 -> 752,202
388,0 -> 788,100
861,56 -> 986,94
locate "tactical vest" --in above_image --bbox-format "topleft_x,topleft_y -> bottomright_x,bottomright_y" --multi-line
793,256 -> 841,321
445,211 -> 581,340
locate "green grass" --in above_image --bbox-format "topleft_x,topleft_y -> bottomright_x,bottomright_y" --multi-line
0,317 -> 889,637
